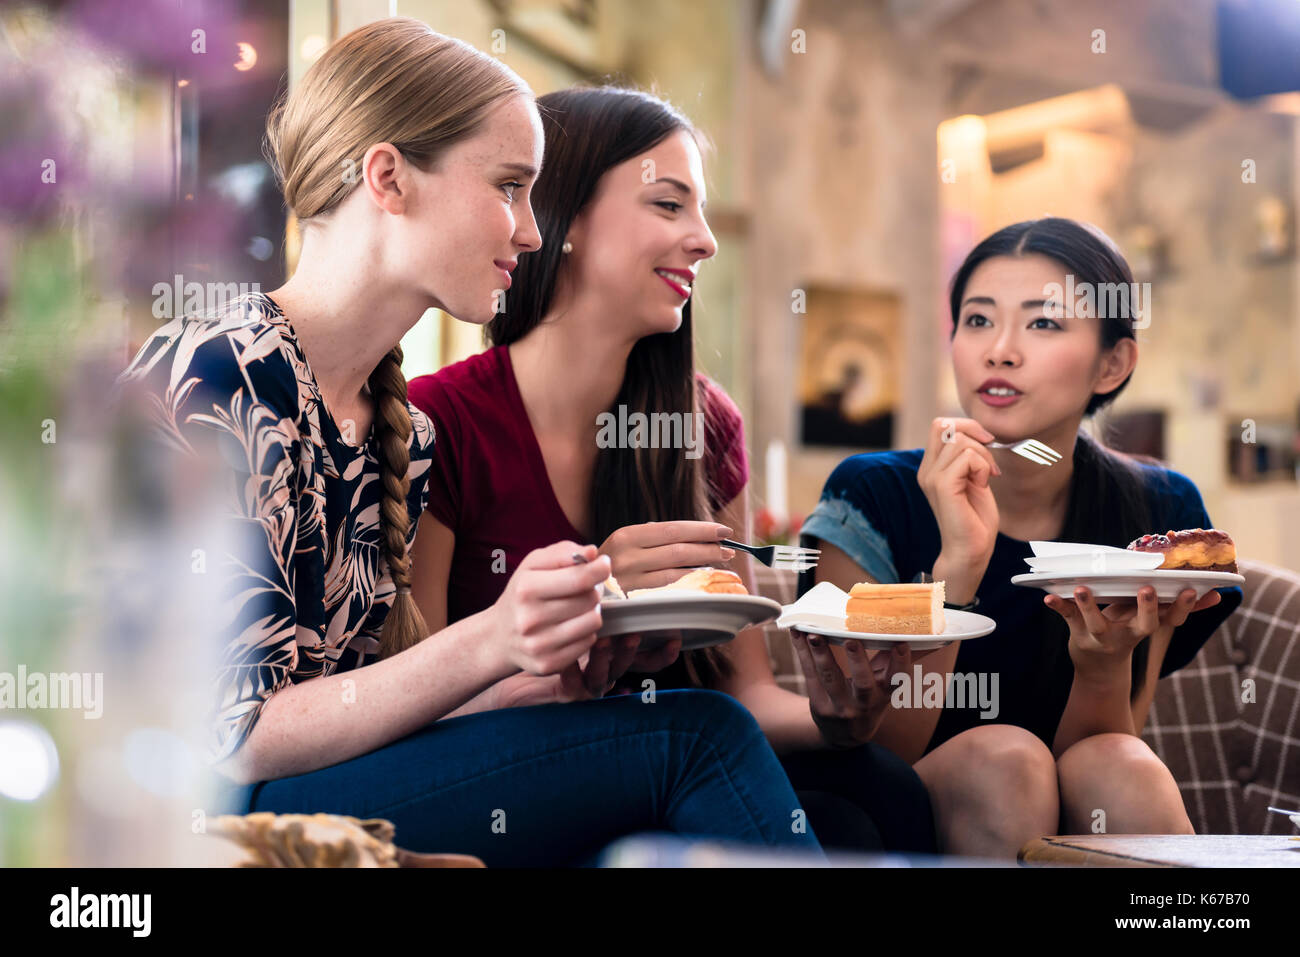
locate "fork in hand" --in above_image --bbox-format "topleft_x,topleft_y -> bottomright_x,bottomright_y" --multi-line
721,539 -> 820,572
986,437 -> 1062,466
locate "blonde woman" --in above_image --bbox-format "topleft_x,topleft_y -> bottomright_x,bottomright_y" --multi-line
118,18 -> 822,866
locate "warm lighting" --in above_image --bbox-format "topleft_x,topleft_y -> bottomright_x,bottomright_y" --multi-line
300,35 -> 327,62
177,78 -> 189,87
0,721 -> 59,802
937,114 -> 988,152
235,41 -> 257,71
981,84 -> 1131,157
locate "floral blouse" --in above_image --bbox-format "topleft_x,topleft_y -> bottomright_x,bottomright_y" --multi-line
117,292 -> 435,765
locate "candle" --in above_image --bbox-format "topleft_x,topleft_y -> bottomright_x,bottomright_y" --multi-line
766,438 -> 788,529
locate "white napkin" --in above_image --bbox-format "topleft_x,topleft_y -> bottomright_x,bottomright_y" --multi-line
776,581 -> 851,630
1025,541 -> 1164,574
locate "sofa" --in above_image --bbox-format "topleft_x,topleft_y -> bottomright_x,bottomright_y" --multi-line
754,558 -> 1300,835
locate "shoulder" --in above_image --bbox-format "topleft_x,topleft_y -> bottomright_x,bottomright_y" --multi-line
696,373 -> 742,427
825,448 -> 924,490
410,347 -> 506,404
120,295 -> 303,424
1131,460 -> 1211,526
1133,460 -> 1200,499
408,347 -> 509,431
1138,457 -> 1206,509
696,374 -> 748,447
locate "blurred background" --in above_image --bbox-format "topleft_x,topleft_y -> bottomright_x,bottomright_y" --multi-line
2,0 -> 1299,863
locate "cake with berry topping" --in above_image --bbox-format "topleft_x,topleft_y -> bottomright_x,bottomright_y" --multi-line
1126,528 -> 1238,573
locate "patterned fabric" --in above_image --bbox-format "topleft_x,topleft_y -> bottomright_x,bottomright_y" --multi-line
755,561 -> 1300,835
116,292 -> 435,765
1142,558 -> 1300,835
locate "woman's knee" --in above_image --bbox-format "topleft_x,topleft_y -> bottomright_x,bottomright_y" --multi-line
928,724 -> 1058,801
1057,733 -> 1169,793
657,688 -> 764,742
1056,733 -> 1190,832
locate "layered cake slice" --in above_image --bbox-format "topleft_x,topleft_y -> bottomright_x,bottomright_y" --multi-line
1126,528 -> 1238,573
845,581 -> 946,635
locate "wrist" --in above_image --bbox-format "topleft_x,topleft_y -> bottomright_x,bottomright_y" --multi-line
1070,653 -> 1131,691
930,552 -> 986,605
468,606 -> 517,687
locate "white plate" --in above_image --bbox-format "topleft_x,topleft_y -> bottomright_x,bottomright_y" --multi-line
597,592 -> 783,650
1010,569 -> 1244,603
791,610 -> 997,651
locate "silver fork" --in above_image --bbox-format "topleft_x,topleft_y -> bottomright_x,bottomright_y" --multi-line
721,539 -> 820,572
987,438 -> 1062,466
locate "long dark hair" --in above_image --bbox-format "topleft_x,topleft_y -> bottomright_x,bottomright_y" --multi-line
488,86 -> 730,684
950,217 -> 1163,699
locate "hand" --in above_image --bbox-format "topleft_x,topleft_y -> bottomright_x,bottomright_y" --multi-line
493,634 -> 684,709
491,541 -> 610,677
916,417 -> 1001,599
1045,585 -> 1223,679
791,629 -> 944,748
598,521 -> 735,592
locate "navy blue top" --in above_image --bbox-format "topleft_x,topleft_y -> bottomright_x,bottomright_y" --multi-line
799,447 -> 1243,755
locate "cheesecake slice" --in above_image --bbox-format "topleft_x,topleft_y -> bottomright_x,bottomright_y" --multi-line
845,581 -> 946,635
627,567 -> 748,598
1126,528 -> 1238,573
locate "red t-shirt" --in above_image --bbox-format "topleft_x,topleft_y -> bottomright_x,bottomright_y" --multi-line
408,345 -> 749,624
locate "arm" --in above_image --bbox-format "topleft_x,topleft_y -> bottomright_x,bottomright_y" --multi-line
1046,587 -> 1218,755
220,535 -> 611,785
216,605 -> 517,785
708,487 -> 827,755
810,541 -> 956,764
1131,627 -> 1174,734
1052,619 -> 1176,754
1051,655 -> 1136,755
407,511 -> 510,719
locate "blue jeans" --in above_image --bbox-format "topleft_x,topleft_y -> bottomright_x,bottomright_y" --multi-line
218,689 -> 825,866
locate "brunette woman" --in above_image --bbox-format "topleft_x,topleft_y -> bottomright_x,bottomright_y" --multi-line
409,86 -> 937,855
796,218 -> 1242,857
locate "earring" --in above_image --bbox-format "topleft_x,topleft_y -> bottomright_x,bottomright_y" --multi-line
562,241 -> 573,254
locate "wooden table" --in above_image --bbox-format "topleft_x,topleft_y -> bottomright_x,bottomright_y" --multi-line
1019,834 -> 1300,867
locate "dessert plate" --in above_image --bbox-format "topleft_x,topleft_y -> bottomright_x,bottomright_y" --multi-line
787,611 -> 997,651
597,592 -> 782,649
1010,568 -> 1244,603
776,581 -> 996,650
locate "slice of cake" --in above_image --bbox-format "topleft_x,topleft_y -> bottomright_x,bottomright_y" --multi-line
845,581 -> 946,635
1126,528 -> 1238,573
627,567 -> 747,598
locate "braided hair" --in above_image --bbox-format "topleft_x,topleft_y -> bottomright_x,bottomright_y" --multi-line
367,344 -> 427,658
